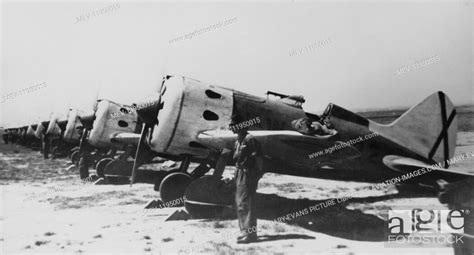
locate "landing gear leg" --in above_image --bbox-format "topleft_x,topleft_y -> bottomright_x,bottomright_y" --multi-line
42,134 -> 51,159
179,156 -> 191,172
212,148 -> 232,179
190,163 -> 212,179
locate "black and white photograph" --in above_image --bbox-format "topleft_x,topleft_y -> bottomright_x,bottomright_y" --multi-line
0,0 -> 473,254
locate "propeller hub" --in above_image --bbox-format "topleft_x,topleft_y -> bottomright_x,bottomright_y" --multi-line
136,99 -> 161,126
79,114 -> 95,130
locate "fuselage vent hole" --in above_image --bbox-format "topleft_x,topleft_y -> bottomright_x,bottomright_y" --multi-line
205,90 -> 222,99
118,120 -> 129,128
203,110 -> 219,121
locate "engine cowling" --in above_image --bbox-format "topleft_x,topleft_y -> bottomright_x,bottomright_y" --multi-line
88,100 -> 138,148
45,112 -> 66,139
63,109 -> 84,143
148,76 -> 233,158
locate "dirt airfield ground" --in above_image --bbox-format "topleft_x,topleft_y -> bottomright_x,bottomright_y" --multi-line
1,132 -> 473,255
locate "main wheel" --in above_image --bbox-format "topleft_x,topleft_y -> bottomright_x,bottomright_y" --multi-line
153,169 -> 180,191
103,160 -> 132,176
159,172 -> 192,206
69,147 -> 80,159
71,150 -> 80,166
96,158 -> 114,178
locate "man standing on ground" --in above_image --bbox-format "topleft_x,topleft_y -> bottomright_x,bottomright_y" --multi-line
231,115 -> 263,244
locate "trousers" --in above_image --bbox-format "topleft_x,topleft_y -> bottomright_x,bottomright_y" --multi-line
235,166 -> 259,236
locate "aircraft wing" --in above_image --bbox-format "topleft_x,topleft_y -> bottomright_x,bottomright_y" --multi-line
383,155 -> 474,178
198,130 -> 472,184
110,132 -> 141,146
197,130 -> 362,162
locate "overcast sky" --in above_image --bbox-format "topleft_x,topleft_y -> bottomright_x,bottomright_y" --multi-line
1,0 -> 472,127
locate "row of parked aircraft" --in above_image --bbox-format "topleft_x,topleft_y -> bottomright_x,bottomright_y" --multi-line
3,74 -> 472,216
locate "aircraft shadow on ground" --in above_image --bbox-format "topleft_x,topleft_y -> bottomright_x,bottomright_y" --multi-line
254,193 -> 388,242
206,191 -> 435,242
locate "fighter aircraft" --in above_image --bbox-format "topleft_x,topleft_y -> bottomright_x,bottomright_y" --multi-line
43,111 -> 82,158
8,121 -> 43,150
3,116 -> 45,149
129,75 -> 473,215
62,108 -> 87,162
21,122 -> 42,149
6,126 -> 21,144
74,99 -> 162,181
31,114 -> 58,159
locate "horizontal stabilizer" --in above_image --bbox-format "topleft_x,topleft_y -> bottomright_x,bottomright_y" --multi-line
383,155 -> 474,178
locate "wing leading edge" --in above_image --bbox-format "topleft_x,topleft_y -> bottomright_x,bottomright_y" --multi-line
197,129 -> 362,163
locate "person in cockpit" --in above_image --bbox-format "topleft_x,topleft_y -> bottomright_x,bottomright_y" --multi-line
291,117 -> 336,137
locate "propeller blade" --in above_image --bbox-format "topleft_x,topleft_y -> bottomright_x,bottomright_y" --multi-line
130,82 -> 165,186
130,124 -> 149,186
78,129 -> 89,155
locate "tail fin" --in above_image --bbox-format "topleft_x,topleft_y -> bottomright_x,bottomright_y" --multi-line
378,91 -> 457,167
